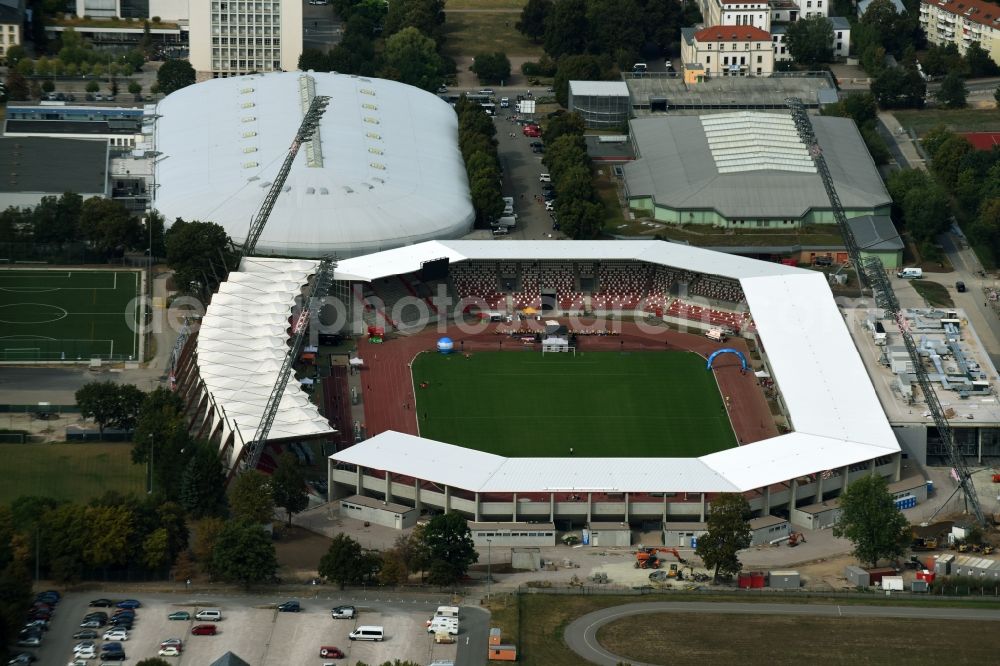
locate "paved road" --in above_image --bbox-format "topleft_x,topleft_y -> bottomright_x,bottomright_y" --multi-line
302,1 -> 342,52
564,601 -> 1000,665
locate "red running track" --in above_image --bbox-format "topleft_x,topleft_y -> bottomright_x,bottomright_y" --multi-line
357,321 -> 778,447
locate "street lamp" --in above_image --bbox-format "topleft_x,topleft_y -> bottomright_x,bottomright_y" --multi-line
486,538 -> 492,602
147,434 -> 154,494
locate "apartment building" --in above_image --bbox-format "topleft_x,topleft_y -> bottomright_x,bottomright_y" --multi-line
920,0 -> 1000,63
0,3 -> 20,59
681,25 -> 776,76
189,0 -> 302,78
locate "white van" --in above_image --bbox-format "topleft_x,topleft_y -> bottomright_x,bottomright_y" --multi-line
632,63 -> 648,73
349,625 -> 384,641
897,267 -> 923,279
435,606 -> 460,619
427,618 -> 459,635
195,609 -> 222,621
705,328 -> 727,342
502,196 -> 514,216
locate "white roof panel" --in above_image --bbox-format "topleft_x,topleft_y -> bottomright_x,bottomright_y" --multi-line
569,80 -> 631,97
154,72 -> 474,258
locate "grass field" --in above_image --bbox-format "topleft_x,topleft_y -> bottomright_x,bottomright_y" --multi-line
0,443 -> 145,504
412,351 -> 735,457
442,12 -> 544,59
911,280 -> 955,308
599,612 -> 999,665
893,108 -> 1000,136
487,594 -> 1000,666
0,269 -> 141,362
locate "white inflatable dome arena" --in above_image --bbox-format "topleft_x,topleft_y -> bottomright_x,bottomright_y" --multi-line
153,71 -> 474,258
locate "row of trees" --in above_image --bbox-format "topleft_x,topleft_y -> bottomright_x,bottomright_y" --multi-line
697,474 -> 911,581
517,0 -> 701,67
821,93 -> 890,165
455,97 -> 504,225
319,512 -> 478,588
298,0 -> 451,94
542,112 -> 606,239
0,193 -> 160,259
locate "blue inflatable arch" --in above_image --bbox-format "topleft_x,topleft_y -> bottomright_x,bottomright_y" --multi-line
706,348 -> 748,372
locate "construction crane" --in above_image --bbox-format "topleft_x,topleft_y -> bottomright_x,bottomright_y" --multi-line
225,95 -> 334,479
237,95 -> 330,261
785,98 -> 988,528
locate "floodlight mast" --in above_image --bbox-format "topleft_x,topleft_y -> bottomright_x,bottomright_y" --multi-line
785,98 -> 987,528
238,95 -> 331,262
225,95 -> 334,481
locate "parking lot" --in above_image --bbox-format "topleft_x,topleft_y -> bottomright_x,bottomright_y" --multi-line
26,593 -> 462,666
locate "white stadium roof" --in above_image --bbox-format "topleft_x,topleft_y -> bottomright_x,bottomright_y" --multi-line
196,257 -> 334,454
330,240 -> 899,493
153,72 -> 474,258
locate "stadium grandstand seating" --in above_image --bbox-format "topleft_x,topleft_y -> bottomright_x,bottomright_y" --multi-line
450,262 -> 504,308
593,261 -> 651,310
666,299 -> 749,332
689,275 -> 745,304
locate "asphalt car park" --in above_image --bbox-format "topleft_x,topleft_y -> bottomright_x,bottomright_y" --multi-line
20,594 -> 458,666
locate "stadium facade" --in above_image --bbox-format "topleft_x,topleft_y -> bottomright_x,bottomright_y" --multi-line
153,72 -> 474,258
322,240 -> 904,525
622,112 -> 891,230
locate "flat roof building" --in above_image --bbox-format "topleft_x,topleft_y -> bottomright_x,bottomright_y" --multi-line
0,137 -> 108,207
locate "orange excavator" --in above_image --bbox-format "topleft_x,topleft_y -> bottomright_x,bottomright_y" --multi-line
634,547 -> 687,569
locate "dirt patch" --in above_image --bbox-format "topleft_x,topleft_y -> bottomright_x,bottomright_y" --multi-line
597,613 -> 1000,665
273,525 -> 332,581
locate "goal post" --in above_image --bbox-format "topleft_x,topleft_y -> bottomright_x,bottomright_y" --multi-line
541,344 -> 576,357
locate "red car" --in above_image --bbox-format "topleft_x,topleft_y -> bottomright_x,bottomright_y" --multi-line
522,124 -> 541,137
319,646 -> 344,658
191,624 -> 217,636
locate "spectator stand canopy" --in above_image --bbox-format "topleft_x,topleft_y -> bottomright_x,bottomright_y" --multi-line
191,257 -> 334,472
153,71 -> 475,258
330,240 -> 900,495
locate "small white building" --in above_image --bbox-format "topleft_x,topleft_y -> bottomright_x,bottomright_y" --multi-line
339,494 -> 418,530
469,522 -> 556,548
791,498 -> 841,530
829,16 -> 851,59
749,514 -> 790,546
586,522 -> 632,547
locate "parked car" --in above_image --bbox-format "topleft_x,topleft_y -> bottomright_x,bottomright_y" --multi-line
78,618 -> 103,628
158,647 -> 181,657
159,638 -> 183,650
74,647 -> 96,659
102,629 -> 128,641
22,620 -> 48,632
330,605 -> 356,619
73,630 -> 98,640
277,601 -> 301,612
99,650 -> 126,662
14,636 -> 40,648
191,624 -> 217,636
115,600 -> 141,609
523,125 -> 541,138
88,599 -> 113,608
319,646 -> 345,658
7,653 -> 36,665
73,641 -> 96,653
167,611 -> 191,621
545,200 -> 556,211
538,173 -> 551,182
956,281 -> 966,292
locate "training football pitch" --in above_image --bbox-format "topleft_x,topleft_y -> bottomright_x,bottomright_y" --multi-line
0,269 -> 142,362
412,351 -> 736,457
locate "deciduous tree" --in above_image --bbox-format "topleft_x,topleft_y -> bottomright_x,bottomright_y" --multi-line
271,453 -> 309,527
319,533 -> 372,588
229,471 -> 275,525
156,59 -> 196,95
543,0 -> 589,58
78,197 -> 141,255
833,474 -> 909,568
163,219 -> 235,297
516,0 -> 551,43
471,52 -> 511,85
785,16 -> 834,67
935,71 -> 967,109
76,382 -> 144,437
695,493 -> 751,581
180,442 -> 229,518
210,520 -> 277,586
381,27 -> 443,92
422,512 -> 478,586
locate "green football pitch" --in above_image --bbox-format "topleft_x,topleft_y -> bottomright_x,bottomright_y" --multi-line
412,351 -> 736,457
0,269 -> 142,362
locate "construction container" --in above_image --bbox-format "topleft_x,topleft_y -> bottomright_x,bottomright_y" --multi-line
916,569 -> 936,583
489,628 -> 502,646
881,575 -> 904,591
845,565 -> 870,587
750,572 -> 766,588
866,567 -> 896,585
738,573 -> 752,589
934,554 -> 954,576
768,570 -> 800,589
488,644 -> 517,661
911,579 -> 929,593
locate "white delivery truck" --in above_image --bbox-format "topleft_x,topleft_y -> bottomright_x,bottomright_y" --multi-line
897,268 -> 923,279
